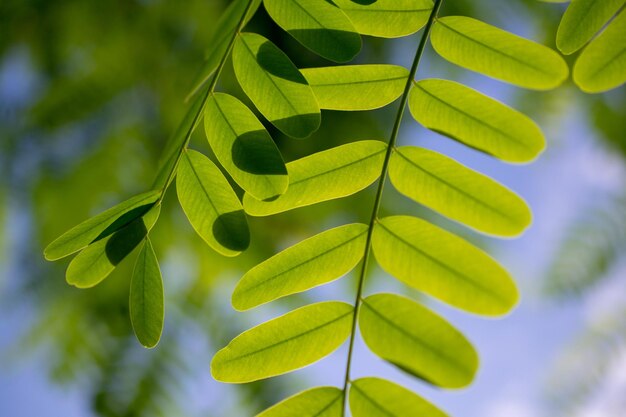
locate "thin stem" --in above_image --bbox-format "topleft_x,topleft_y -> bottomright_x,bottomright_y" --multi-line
340,0 -> 444,414
154,0 -> 255,202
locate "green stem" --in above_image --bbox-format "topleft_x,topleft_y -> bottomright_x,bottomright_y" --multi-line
153,0 -> 255,203
340,0 -> 444,413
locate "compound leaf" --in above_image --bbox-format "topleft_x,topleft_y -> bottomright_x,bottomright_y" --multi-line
431,16 -> 568,90
372,216 -> 519,316
243,141 -> 387,216
176,149 -> 249,257
408,79 -> 545,163
264,0 -> 361,63
130,238 -> 164,349
232,223 -> 368,310
350,377 -> 448,417
258,387 -> 343,417
301,65 -> 408,111
211,301 -> 353,383
389,146 -> 532,237
233,32 -> 320,138
359,294 -> 478,388
204,93 -> 288,201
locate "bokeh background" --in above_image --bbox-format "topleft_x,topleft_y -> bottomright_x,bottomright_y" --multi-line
1,0 -> 625,416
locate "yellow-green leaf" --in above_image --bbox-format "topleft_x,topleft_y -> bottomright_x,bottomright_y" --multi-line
232,32 -> 321,138
264,0 -> 361,63
176,149 -> 249,257
301,65 -> 408,111
573,9 -> 626,93
204,93 -> 288,201
557,0 -> 625,55
331,0 -> 433,38
372,216 -> 519,316
243,141 -> 386,216
211,301 -> 353,383
232,223 -> 368,311
408,79 -> 545,162
389,146 -> 532,237
431,16 -> 568,90
258,387 -> 343,417
350,377 -> 448,417
44,190 -> 160,261
359,294 -> 478,388
130,238 -> 164,349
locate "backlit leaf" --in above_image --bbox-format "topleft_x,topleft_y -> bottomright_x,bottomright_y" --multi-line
232,223 -> 368,310
350,377 -> 448,417
130,238 -> 164,349
243,141 -> 386,216
389,146 -> 532,236
258,387 -> 342,417
431,16 -> 568,90
331,0 -> 433,38
232,32 -> 321,138
204,93 -> 288,201
176,149 -> 249,257
264,0 -> 361,63
211,301 -> 353,383
408,79 -> 545,162
359,294 -> 478,388
372,216 -> 519,316
301,65 -> 408,111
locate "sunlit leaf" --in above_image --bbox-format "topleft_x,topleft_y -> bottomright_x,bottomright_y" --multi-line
556,0 -> 624,55
232,32 -> 321,138
66,205 -> 161,288
408,79 -> 545,162
431,16 -> 568,90
232,223 -> 368,310
44,190 -> 160,261
211,301 -> 353,383
331,0 -> 433,38
389,146 -> 532,236
301,65 -> 408,111
258,387 -> 343,417
244,141 -> 386,216
176,149 -> 249,257
130,238 -> 164,349
204,93 -> 288,201
350,377 -> 448,417
573,10 -> 626,93
359,294 -> 478,388
372,216 -> 519,315
264,0 -> 361,63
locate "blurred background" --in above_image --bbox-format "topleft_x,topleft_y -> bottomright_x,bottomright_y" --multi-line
1,0 -> 625,416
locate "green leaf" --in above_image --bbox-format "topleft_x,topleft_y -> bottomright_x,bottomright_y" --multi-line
257,387 -> 343,417
573,9 -> 626,93
264,0 -> 361,63
300,65 -> 408,111
186,0 -> 262,99
556,0 -> 624,55
243,141 -> 387,216
130,238 -> 164,349
359,294 -> 478,388
176,149 -> 249,257
372,216 -> 519,316
408,79 -> 545,163
66,205 -> 161,289
204,93 -> 288,201
431,16 -> 568,90
232,32 -> 321,138
232,223 -> 368,311
389,146 -> 532,237
350,377 -> 448,417
211,301 -> 353,383
331,0 -> 433,38
44,190 -> 160,261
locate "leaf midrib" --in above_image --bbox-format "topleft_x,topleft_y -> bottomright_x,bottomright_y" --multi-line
308,74 -> 407,88
350,383 -> 396,417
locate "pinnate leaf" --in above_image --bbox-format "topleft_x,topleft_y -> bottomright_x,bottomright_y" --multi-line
258,387 -> 342,417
